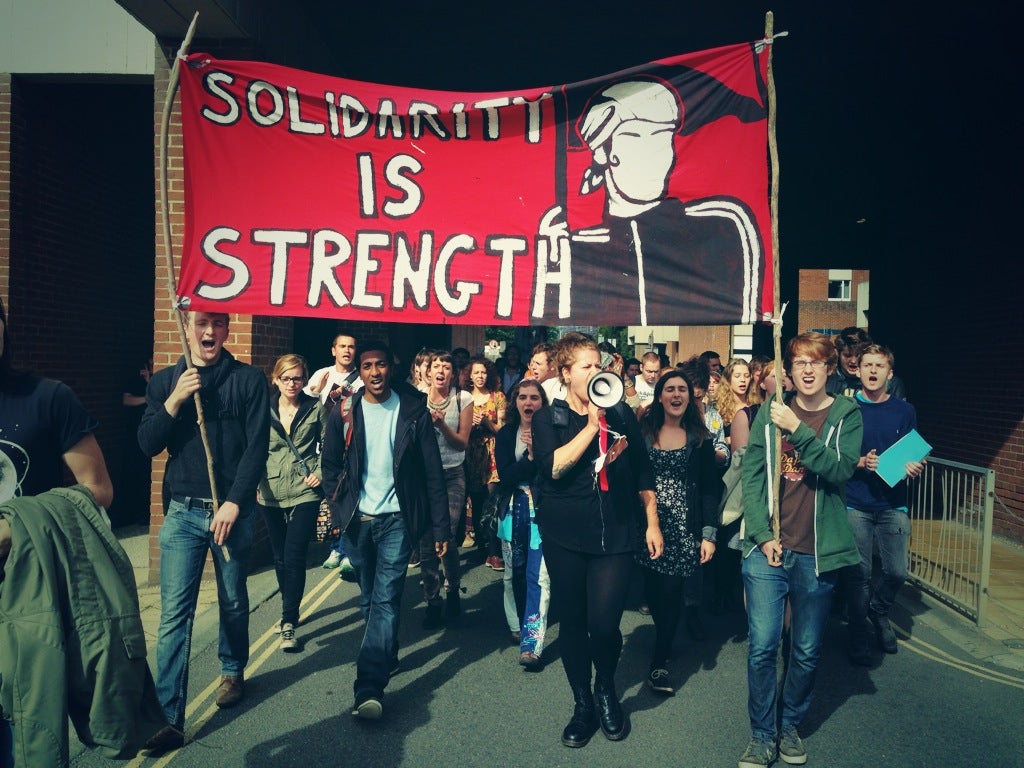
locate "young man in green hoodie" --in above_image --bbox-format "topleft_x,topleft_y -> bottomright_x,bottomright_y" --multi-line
738,332 -> 863,768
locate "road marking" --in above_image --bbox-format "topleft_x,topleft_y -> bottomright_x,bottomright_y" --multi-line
894,622 -> 1024,689
127,569 -> 346,766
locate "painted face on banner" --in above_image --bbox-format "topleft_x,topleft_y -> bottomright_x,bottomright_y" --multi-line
607,121 -> 676,204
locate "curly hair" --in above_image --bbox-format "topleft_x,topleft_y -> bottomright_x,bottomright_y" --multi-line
714,358 -> 752,426
464,355 -> 500,392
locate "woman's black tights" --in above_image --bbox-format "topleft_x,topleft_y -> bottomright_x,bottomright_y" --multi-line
542,540 -> 633,687
643,568 -> 685,666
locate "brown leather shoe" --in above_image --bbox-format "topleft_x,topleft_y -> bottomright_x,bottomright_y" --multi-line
215,674 -> 245,708
143,725 -> 185,753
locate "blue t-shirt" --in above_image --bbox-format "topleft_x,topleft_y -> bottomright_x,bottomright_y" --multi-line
846,393 -> 918,512
358,391 -> 401,515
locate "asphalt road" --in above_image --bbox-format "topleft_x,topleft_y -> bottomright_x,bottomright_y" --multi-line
71,546 -> 1024,768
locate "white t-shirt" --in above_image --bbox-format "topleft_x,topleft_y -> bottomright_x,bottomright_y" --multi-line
634,376 -> 656,408
541,376 -> 566,403
304,366 -> 363,404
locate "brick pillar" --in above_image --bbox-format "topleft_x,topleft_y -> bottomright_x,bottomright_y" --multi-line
0,75 -> 9,304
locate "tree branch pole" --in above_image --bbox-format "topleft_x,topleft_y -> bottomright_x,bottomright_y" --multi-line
765,11 -> 783,544
159,12 -> 230,560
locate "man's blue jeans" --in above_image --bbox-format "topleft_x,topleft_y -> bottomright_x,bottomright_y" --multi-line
155,496 -> 255,728
742,548 -> 838,740
846,507 -> 910,628
344,512 -> 412,700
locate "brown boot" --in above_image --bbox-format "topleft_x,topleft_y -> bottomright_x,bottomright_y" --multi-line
215,674 -> 245,708
143,725 -> 185,753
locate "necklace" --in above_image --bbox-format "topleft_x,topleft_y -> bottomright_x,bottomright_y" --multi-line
427,393 -> 451,413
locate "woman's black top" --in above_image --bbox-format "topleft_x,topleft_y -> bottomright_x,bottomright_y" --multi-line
532,399 -> 654,554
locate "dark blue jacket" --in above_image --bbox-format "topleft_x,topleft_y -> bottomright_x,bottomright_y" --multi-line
138,351 -> 269,507
321,382 -> 448,543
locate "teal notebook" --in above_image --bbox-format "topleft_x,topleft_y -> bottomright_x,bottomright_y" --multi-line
875,429 -> 931,487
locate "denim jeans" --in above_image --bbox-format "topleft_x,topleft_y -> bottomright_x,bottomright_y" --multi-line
343,512 -> 412,700
260,499 -> 320,625
155,496 -> 255,728
742,548 -> 838,740
846,507 -> 910,628
418,465 -> 464,604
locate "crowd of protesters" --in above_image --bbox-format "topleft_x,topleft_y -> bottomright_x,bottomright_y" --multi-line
0,318 -> 922,768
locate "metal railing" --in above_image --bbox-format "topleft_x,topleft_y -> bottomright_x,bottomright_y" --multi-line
906,457 -> 995,625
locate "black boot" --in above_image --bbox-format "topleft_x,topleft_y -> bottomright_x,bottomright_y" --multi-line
561,684 -> 598,748
594,678 -> 629,741
871,610 -> 898,654
445,589 -> 461,620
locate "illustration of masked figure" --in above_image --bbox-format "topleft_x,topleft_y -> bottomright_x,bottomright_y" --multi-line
535,79 -> 763,326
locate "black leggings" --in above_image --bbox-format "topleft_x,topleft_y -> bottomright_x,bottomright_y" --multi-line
260,500 -> 320,625
643,568 -> 685,666
542,539 -> 633,688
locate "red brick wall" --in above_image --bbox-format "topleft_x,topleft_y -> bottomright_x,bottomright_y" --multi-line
0,75 -> 11,304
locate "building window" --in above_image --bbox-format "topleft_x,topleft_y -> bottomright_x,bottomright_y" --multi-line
828,279 -> 851,301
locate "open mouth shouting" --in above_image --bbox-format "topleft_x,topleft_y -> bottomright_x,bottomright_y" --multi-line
189,312 -> 228,365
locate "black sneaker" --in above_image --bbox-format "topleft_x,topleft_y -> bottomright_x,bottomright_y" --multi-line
422,602 -> 444,630
445,590 -> 462,620
352,694 -> 383,720
646,666 -> 674,695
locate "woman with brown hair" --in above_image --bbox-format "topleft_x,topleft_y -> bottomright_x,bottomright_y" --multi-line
637,369 -> 720,695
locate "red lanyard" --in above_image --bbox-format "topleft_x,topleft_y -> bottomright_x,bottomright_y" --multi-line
597,415 -> 610,491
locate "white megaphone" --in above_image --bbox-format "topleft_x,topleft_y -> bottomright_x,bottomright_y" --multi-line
587,371 -> 625,409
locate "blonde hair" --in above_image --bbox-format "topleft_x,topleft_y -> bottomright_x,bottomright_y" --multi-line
714,358 -> 751,426
272,353 -> 308,382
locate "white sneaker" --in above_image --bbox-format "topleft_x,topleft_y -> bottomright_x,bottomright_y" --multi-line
280,622 -> 298,652
339,557 -> 357,582
322,550 -> 343,569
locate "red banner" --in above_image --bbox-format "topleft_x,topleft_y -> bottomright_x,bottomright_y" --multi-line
178,42 -> 773,326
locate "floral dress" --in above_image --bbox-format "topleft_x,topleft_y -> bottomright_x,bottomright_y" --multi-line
465,390 -> 507,488
636,444 -> 700,578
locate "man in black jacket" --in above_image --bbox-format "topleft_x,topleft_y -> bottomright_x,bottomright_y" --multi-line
137,312 -> 269,752
322,340 -> 449,720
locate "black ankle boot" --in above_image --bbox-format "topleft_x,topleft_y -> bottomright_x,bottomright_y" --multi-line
594,678 -> 629,741
561,684 -> 598,748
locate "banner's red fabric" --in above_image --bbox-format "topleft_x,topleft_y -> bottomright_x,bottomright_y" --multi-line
178,42 -> 773,326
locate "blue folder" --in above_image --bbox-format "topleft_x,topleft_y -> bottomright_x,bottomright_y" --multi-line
875,429 -> 931,488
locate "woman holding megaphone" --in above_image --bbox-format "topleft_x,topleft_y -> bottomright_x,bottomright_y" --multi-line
532,332 -> 663,749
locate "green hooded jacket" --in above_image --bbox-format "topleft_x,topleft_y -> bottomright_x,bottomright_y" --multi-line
741,392 -> 862,575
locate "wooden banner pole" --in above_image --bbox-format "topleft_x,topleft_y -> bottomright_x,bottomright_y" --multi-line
765,11 -> 783,544
159,13 -> 230,558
